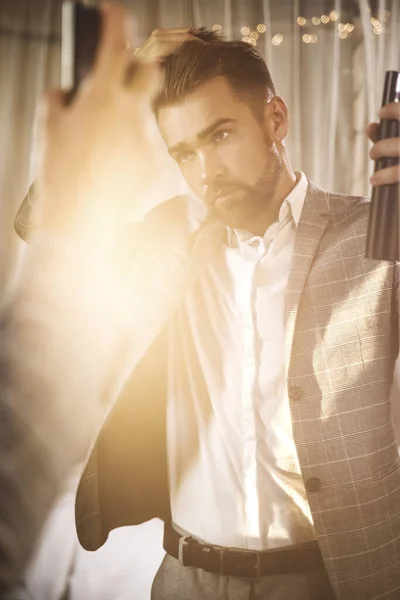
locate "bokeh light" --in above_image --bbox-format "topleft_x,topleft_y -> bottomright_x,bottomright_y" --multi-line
272,34 -> 283,46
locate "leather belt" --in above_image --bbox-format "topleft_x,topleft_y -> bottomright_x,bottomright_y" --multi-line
163,523 -> 324,580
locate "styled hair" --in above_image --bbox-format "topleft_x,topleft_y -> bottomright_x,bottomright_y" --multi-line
153,28 -> 276,118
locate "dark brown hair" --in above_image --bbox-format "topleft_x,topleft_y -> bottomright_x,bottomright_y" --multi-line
153,28 -> 276,118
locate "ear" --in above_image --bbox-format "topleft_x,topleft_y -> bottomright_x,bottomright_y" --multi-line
263,96 -> 289,142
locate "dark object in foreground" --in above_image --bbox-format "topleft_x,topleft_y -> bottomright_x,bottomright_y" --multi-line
365,70 -> 400,261
61,1 -> 102,105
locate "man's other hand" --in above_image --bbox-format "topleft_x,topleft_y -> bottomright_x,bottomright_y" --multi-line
367,102 -> 400,187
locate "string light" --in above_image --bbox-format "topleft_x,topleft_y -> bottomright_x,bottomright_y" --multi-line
338,22 -> 354,34
235,6 -> 370,45
272,33 -> 283,45
212,24 -> 222,32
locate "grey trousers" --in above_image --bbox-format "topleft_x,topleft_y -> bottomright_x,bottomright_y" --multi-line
151,553 -> 337,600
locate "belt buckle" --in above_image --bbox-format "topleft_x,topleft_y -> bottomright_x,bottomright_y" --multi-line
223,548 -> 261,580
178,535 -> 192,567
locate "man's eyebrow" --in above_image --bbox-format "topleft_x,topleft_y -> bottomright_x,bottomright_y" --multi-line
197,117 -> 236,141
168,118 -> 236,156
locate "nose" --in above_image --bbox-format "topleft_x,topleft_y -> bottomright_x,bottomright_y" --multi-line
199,149 -> 225,188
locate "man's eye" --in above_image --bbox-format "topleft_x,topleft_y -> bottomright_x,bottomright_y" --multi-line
177,151 -> 195,165
213,130 -> 230,143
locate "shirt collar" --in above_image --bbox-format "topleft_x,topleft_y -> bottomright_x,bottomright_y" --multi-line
284,170 -> 308,227
227,171 -> 308,248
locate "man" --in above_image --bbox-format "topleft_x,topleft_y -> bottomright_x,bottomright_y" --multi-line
0,5 -> 161,593
71,25 -> 400,600
13,18 -> 400,600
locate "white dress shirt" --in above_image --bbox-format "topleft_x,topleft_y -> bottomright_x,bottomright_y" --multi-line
167,172 -> 315,550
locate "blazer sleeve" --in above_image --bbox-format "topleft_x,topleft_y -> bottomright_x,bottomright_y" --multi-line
393,261 -> 400,359
1,191 -> 203,590
0,230 -> 137,592
0,272 -> 107,592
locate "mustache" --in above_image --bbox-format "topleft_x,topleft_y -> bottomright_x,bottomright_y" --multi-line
206,182 -> 248,206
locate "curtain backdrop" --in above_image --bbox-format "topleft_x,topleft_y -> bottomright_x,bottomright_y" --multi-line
0,1 -> 399,599
1,0 -> 399,300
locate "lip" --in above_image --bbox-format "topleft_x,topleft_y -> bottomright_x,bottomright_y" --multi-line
212,189 -> 239,207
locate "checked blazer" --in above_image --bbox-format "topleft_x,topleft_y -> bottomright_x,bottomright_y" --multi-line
75,180 -> 400,600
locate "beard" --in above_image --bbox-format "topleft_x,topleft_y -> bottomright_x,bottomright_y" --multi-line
208,140 -> 283,231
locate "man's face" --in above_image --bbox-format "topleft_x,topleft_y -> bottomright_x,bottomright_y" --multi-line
157,76 -> 283,229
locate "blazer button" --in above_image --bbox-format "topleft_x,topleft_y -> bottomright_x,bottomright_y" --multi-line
306,477 -> 322,493
288,386 -> 303,401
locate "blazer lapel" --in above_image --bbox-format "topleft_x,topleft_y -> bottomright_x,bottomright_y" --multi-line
285,182 -> 331,370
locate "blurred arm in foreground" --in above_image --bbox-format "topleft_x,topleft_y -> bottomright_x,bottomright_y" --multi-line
0,4 -> 160,593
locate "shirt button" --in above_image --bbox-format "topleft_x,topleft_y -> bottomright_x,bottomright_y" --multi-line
288,386 -> 303,401
306,477 -> 322,493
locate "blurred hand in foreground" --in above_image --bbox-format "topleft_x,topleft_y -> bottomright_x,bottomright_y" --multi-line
37,3 -> 161,235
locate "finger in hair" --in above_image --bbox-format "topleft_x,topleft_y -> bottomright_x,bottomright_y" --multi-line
151,27 -> 191,36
